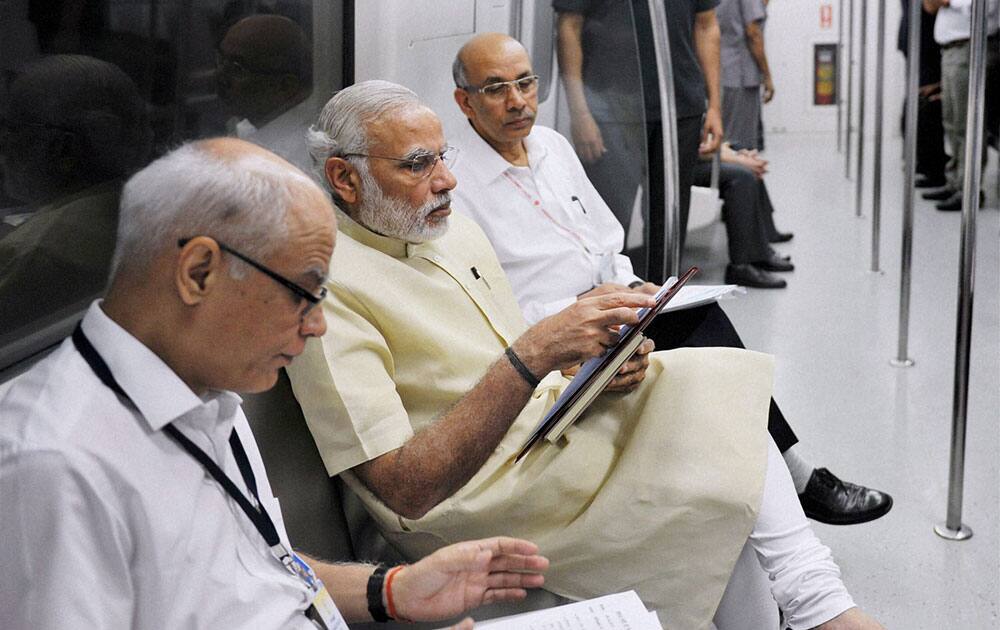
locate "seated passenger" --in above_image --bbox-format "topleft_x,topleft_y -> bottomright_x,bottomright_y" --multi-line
0,54 -> 153,341
691,143 -> 793,288
289,79 -> 885,629
449,33 -> 890,522
0,138 -> 548,629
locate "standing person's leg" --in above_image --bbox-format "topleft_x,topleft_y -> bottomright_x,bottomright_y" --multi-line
721,86 -> 762,150
916,91 -> 949,184
676,114 -> 704,252
938,42 -> 970,202
583,120 -> 644,230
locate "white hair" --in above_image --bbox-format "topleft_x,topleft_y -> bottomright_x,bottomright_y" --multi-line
305,79 -> 424,207
110,140 -> 322,280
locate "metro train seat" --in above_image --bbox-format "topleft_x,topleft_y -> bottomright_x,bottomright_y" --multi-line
241,369 -> 569,628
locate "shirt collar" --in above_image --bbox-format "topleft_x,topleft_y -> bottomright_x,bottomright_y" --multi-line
335,207 -> 441,260
456,120 -> 549,185
79,301 -> 242,432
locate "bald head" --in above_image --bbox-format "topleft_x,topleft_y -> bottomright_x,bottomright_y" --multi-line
453,33 -> 538,162
453,33 -> 529,89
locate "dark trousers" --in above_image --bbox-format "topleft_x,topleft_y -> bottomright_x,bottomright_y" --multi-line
692,161 -> 771,264
901,94 -> 949,179
644,302 -> 799,453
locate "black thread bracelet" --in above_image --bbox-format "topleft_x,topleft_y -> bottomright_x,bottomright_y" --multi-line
505,346 -> 540,388
367,564 -> 391,622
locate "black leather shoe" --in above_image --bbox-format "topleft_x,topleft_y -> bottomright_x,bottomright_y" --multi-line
922,187 -> 956,201
725,263 -> 787,288
936,192 -> 963,211
798,468 -> 893,525
915,174 -> 947,188
754,251 -> 794,272
936,190 -> 985,212
769,230 -> 794,243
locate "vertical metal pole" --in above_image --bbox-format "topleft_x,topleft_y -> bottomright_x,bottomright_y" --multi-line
647,0 -> 681,279
855,0 -> 867,216
871,0 -> 886,271
845,0 -> 855,177
837,0 -> 844,152
934,0 -> 988,543
893,0 -> 922,367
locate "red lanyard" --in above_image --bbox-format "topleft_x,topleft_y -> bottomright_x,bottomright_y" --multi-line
502,171 -> 593,254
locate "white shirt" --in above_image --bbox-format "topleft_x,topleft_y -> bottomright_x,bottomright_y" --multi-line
451,124 -> 640,324
0,302 -> 322,630
933,0 -> 1000,45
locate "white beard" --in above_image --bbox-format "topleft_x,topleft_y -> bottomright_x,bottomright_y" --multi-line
354,162 -> 450,243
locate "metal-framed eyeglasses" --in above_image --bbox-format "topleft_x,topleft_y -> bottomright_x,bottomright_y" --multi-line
177,237 -> 327,318
342,145 -> 458,178
463,75 -> 539,101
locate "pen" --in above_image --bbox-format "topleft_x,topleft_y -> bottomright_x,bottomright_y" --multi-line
471,266 -> 491,289
570,195 -> 588,214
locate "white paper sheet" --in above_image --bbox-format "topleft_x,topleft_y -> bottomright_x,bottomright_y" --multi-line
464,591 -> 663,630
662,284 -> 743,313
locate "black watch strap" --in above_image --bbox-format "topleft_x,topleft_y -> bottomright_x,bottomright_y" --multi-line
367,564 -> 391,622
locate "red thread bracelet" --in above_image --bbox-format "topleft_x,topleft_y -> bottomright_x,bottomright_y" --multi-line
385,565 -> 410,622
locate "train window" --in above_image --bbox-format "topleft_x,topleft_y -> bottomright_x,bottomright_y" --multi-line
0,0 -> 345,375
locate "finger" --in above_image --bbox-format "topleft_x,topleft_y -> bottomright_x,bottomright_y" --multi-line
481,588 -> 529,606
479,536 -> 541,558
449,617 -> 475,630
486,570 -> 547,590
487,554 -> 550,577
588,292 -> 656,310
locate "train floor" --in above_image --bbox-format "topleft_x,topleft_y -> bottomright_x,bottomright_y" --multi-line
685,131 -> 999,629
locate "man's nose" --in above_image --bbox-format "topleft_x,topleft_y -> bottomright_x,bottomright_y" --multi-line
505,85 -> 527,110
300,303 -> 327,338
431,159 -> 458,192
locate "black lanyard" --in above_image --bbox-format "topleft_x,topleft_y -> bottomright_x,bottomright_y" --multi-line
71,324 -> 281,548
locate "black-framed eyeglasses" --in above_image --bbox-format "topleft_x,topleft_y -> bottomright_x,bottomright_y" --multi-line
178,237 -> 327,317
464,75 -> 539,100
342,145 -> 458,178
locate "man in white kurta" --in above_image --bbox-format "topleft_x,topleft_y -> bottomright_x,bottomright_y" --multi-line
289,81 -> 875,630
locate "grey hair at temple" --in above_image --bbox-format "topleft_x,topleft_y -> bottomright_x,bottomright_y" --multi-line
110,140 -> 320,281
305,80 -> 424,206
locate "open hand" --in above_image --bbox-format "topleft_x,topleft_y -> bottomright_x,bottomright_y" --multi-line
390,537 -> 549,623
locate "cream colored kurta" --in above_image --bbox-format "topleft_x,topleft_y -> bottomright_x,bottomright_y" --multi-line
288,210 -> 773,629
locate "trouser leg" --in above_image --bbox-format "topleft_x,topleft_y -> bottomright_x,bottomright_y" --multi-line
644,303 -> 800,452
722,86 -> 762,150
941,42 -> 970,191
716,163 -> 771,264
745,438 -> 856,630
676,114 -> 704,252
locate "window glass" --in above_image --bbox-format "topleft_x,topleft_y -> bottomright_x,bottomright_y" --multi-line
0,0 -> 341,371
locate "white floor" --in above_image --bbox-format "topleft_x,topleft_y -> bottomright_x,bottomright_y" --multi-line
686,132 -> 999,629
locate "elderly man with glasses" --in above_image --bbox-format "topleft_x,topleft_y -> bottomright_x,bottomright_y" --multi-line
0,137 -> 550,630
288,79 -> 885,630
449,32 -> 891,528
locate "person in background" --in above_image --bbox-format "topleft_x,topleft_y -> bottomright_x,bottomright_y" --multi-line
717,0 -> 773,150
0,54 -> 153,340
920,0 -> 999,211
0,137 -> 548,630
898,0 -> 949,190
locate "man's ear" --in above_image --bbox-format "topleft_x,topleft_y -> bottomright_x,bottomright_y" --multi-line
325,156 -> 360,205
454,87 -> 476,120
175,237 -> 224,306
